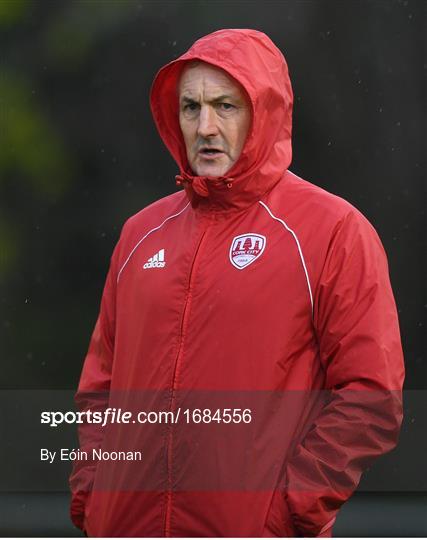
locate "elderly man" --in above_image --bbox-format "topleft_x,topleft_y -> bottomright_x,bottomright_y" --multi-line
70,29 -> 404,537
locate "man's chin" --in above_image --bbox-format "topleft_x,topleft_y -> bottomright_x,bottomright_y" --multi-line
192,161 -> 232,178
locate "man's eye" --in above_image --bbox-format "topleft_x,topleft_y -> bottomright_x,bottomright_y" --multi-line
219,103 -> 234,111
184,103 -> 199,111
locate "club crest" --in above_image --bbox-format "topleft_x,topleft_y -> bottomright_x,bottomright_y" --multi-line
229,233 -> 266,270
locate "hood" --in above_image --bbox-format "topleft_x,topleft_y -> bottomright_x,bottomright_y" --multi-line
150,29 -> 293,212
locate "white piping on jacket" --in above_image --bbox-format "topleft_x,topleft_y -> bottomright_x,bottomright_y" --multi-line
258,200 -> 314,317
319,516 -> 337,535
287,169 -> 301,180
117,202 -> 190,283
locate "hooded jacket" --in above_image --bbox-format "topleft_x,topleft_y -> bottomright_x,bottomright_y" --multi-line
70,29 -> 405,537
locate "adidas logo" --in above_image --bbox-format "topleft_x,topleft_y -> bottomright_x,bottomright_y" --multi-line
143,249 -> 166,269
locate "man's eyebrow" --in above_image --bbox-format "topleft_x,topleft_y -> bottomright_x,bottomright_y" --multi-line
180,94 -> 238,104
180,96 -> 198,106
210,94 -> 236,103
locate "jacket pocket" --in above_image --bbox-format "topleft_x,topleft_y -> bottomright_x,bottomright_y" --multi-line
262,489 -> 297,537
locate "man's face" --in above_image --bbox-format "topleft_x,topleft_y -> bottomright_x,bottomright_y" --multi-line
178,62 -> 251,177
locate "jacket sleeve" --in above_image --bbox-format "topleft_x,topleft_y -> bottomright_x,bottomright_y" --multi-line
69,241 -> 119,531
284,210 -> 405,537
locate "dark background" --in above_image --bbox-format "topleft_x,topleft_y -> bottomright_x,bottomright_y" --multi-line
0,0 -> 426,536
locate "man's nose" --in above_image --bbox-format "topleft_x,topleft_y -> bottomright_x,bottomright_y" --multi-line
197,105 -> 219,138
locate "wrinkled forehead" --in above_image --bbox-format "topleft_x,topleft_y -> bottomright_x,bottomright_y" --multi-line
177,60 -> 249,102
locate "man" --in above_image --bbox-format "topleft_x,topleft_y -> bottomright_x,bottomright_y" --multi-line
70,29 -> 404,537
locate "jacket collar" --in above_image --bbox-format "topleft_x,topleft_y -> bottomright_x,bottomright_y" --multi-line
174,169 -> 284,213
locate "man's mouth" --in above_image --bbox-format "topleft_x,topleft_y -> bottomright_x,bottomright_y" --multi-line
198,147 -> 224,157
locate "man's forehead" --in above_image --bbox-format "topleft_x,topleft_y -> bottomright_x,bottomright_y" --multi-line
178,61 -> 244,99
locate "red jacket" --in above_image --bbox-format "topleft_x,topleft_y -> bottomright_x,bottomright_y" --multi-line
70,29 -> 404,537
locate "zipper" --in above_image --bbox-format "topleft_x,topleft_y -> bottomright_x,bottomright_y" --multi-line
163,222 -> 210,536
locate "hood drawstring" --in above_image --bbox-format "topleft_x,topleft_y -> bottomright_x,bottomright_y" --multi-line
175,173 -> 192,187
175,173 -> 208,197
176,173 -> 234,197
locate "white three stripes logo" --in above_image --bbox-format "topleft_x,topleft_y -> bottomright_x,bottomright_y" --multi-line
143,249 -> 166,269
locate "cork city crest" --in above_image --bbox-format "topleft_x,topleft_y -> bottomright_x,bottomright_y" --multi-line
229,233 -> 266,270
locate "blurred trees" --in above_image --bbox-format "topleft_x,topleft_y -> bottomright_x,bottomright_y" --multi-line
0,0 -> 424,393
